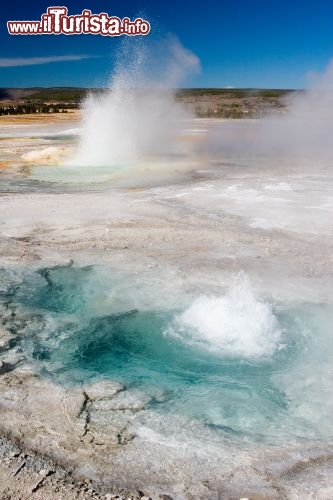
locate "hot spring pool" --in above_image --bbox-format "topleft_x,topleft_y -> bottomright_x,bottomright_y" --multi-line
1,263 -> 332,445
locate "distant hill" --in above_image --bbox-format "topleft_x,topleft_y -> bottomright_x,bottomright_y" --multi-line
0,87 -> 295,102
0,87 -> 92,103
0,87 -> 297,118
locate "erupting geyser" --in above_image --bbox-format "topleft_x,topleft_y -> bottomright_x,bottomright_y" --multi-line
72,37 -> 200,167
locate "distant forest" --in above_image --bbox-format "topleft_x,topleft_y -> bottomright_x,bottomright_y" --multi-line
0,102 -> 79,116
0,87 -> 295,118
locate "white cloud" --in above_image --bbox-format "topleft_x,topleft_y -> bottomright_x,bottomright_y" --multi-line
0,55 -> 95,68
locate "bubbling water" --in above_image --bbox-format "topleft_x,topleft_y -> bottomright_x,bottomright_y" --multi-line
2,263 -> 333,441
171,274 -> 282,358
72,38 -> 200,167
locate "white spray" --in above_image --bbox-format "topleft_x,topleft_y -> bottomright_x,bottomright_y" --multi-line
168,274 -> 282,359
72,37 -> 200,167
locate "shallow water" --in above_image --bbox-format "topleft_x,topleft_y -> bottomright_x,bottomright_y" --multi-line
2,263 -> 332,445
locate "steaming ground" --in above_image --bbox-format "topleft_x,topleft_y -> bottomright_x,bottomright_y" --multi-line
0,116 -> 333,498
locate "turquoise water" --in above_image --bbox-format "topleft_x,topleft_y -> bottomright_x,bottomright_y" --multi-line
2,263 -> 332,443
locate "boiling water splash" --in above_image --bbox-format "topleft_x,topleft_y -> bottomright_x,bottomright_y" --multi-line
72,38 -> 200,167
171,274 -> 282,358
2,264 -> 333,440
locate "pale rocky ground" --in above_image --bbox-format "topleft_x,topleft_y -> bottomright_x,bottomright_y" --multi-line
0,371 -> 170,500
0,115 -> 332,499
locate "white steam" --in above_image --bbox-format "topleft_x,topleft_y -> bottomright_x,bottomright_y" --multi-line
72,37 -> 200,167
202,58 -> 333,159
171,274 -> 281,358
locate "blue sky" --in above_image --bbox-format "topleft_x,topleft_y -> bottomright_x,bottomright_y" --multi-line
1,0 -> 333,88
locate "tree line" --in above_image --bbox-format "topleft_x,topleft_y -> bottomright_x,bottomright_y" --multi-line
0,102 -> 79,116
